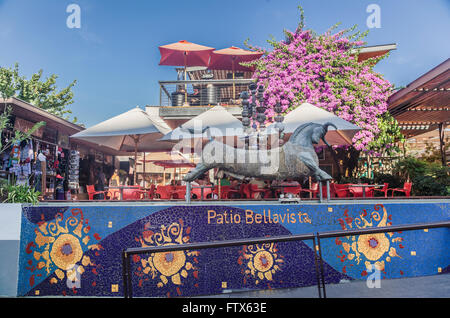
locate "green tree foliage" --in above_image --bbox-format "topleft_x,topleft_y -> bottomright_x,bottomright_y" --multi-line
393,156 -> 449,196
367,112 -> 405,157
0,105 -> 46,155
0,63 -> 78,123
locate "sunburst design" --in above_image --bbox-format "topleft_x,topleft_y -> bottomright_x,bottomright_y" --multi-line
135,219 -> 199,296
238,243 -> 284,285
336,204 -> 404,276
25,208 -> 101,293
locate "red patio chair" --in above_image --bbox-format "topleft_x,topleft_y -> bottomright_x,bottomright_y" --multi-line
320,184 -> 336,198
299,182 -> 319,198
348,184 -> 368,198
137,186 -> 150,199
213,185 -> 238,199
240,184 -> 251,199
122,188 -> 144,200
203,188 -> 214,199
146,184 -> 156,200
155,185 -> 174,200
172,185 -> 187,199
388,182 -> 412,197
280,186 -> 302,197
106,188 -> 121,200
123,185 -> 148,200
86,185 -> 110,200
373,183 -> 389,198
228,186 -> 241,198
332,184 -> 351,198
249,184 -> 271,199
191,187 -> 212,200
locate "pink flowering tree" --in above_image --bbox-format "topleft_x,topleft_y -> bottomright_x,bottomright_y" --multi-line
243,6 -> 403,155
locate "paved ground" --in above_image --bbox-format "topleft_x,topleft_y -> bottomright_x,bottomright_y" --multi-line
200,274 -> 450,298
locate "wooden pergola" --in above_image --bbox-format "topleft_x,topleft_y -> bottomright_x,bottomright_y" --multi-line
388,58 -> 450,165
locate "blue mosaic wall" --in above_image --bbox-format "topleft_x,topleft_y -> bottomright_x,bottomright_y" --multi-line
17,201 -> 450,297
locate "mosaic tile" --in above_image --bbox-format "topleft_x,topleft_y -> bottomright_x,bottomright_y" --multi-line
16,202 -> 450,297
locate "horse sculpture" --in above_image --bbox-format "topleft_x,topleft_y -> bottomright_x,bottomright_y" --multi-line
183,122 -> 337,182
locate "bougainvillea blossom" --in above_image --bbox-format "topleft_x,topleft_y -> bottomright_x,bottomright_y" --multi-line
243,13 -> 394,152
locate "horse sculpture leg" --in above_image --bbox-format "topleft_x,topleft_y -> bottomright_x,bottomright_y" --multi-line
299,153 -> 332,181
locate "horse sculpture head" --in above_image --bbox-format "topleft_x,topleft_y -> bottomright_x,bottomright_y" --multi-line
288,122 -> 338,148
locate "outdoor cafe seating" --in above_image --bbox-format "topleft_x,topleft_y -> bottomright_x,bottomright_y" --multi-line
86,185 -> 113,200
84,180 -> 414,201
387,182 -> 412,197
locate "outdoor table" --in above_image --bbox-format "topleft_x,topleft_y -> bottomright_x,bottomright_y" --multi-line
191,185 -> 215,200
106,186 -> 143,200
270,184 -> 300,198
346,184 -> 384,198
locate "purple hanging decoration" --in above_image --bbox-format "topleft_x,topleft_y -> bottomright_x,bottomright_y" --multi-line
249,83 -> 258,130
273,101 -> 285,144
255,85 -> 266,130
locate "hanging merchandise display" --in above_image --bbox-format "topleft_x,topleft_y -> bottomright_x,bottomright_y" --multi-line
0,115 -> 103,201
68,150 -> 80,190
33,148 -> 46,193
9,140 -> 21,168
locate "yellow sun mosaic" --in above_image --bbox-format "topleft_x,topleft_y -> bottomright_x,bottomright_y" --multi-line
336,204 -> 404,276
26,208 -> 101,289
238,243 -> 284,285
135,219 -> 199,294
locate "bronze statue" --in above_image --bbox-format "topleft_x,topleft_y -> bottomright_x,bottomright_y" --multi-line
183,122 -> 336,183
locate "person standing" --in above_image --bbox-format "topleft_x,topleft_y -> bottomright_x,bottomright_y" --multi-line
95,167 -> 106,199
109,169 -> 120,186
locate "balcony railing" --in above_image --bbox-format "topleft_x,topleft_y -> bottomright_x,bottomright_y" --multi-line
158,79 -> 255,107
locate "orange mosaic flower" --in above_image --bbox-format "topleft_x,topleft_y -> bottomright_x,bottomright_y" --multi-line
240,243 -> 283,285
26,208 -> 101,290
50,234 -> 83,270
335,204 -> 404,277
136,220 -> 199,292
357,233 -> 390,261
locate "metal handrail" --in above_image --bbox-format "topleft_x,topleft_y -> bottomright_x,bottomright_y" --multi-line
313,220 -> 450,298
122,220 -> 450,298
125,232 -> 315,255
158,78 -> 255,106
158,79 -> 255,85
318,221 -> 450,239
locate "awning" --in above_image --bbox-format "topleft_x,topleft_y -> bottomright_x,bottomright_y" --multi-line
388,58 -> 450,137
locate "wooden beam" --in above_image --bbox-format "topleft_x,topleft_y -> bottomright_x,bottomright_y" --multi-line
439,123 -> 446,166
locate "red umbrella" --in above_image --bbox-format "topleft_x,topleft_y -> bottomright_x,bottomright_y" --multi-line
159,40 -> 215,102
159,40 -> 214,66
153,159 -> 196,184
153,160 -> 196,169
208,46 -> 263,99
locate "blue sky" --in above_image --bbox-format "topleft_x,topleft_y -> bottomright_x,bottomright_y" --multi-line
0,0 -> 449,127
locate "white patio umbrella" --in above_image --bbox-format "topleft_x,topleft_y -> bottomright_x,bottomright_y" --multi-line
267,102 -> 361,145
159,105 -> 244,148
71,106 -> 174,184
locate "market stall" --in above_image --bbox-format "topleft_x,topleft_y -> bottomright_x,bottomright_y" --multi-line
0,97 -> 123,200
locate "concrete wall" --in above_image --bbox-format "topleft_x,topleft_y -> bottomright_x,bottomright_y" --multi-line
0,203 -> 22,296
12,200 -> 450,297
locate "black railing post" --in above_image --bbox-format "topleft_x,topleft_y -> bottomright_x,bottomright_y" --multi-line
312,237 -> 322,298
186,181 -> 191,203
121,220 -> 450,298
315,232 -> 327,298
122,250 -> 129,298
319,181 -> 323,203
326,180 -> 330,202
127,254 -> 133,298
